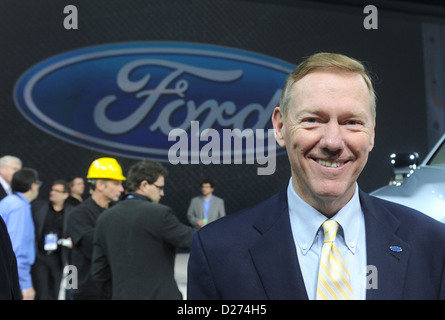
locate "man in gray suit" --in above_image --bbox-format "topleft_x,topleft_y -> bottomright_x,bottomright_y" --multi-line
187,179 -> 226,228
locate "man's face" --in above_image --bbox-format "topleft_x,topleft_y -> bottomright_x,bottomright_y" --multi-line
201,183 -> 214,197
71,177 -> 85,195
273,69 -> 375,214
50,183 -> 69,205
145,176 -> 165,203
102,180 -> 124,202
0,162 -> 22,184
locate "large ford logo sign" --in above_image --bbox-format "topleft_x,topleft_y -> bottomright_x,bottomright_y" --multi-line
13,42 -> 294,167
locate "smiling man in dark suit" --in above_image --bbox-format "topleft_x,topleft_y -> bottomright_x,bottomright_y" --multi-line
187,52 -> 445,300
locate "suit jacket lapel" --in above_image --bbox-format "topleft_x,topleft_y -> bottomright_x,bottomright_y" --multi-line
360,191 -> 410,300
35,202 -> 50,239
197,198 -> 204,218
248,188 -> 308,300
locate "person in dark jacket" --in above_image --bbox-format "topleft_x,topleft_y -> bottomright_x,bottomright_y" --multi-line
66,158 -> 125,300
31,180 -> 74,299
92,159 -> 195,299
0,216 -> 21,299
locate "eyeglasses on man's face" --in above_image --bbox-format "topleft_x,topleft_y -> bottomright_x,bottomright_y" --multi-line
152,184 -> 164,192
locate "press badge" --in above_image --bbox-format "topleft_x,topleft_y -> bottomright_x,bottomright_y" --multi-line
44,233 -> 58,251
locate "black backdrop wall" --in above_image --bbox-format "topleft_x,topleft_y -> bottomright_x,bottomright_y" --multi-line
1,0 -> 444,224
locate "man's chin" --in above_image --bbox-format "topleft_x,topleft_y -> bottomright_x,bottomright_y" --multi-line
315,184 -> 355,202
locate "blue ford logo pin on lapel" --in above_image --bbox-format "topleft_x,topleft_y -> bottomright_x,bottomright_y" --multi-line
390,246 -> 403,253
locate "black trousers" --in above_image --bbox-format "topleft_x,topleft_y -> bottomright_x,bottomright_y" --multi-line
31,252 -> 63,300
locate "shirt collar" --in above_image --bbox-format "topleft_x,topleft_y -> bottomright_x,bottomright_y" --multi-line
202,195 -> 212,202
287,178 -> 362,255
13,192 -> 30,204
125,192 -> 152,202
0,176 -> 11,194
333,185 -> 362,254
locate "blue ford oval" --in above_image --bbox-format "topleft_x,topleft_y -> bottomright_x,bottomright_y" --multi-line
389,246 -> 403,253
13,42 -> 295,161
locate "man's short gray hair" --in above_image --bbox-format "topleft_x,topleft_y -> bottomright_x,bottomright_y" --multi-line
0,155 -> 22,168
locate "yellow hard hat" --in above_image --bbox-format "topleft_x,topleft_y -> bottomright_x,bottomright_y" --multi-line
86,157 -> 126,181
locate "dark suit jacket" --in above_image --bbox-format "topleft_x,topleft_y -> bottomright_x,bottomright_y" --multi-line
31,200 -> 75,264
0,184 -> 8,201
0,216 -> 22,299
187,187 -> 445,300
91,193 -> 195,300
32,200 -> 75,239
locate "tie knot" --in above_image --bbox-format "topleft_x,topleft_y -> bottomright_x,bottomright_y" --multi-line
321,219 -> 339,243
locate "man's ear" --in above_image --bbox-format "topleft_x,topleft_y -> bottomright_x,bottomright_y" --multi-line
272,106 -> 286,147
139,180 -> 148,189
95,179 -> 106,191
368,122 -> 376,152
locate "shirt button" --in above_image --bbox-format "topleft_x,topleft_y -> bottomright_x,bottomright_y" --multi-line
349,242 -> 356,248
302,244 -> 308,250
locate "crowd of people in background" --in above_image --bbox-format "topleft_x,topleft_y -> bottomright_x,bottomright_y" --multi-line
0,155 -> 226,300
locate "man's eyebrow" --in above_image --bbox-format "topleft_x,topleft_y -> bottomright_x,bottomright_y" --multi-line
296,107 -> 369,117
294,107 -> 326,117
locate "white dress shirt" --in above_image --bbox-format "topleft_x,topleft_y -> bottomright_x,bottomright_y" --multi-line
287,178 -> 367,300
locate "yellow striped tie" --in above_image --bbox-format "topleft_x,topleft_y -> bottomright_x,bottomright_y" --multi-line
316,219 -> 353,300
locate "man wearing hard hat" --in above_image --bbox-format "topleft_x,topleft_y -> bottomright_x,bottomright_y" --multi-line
66,157 -> 125,300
